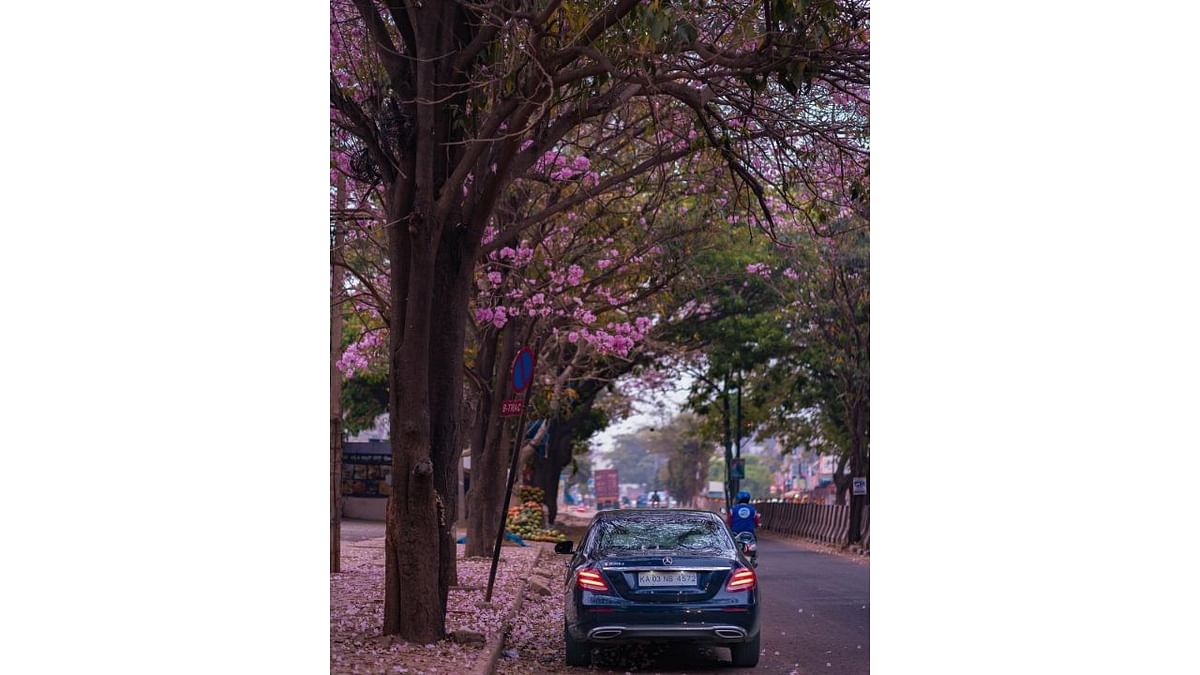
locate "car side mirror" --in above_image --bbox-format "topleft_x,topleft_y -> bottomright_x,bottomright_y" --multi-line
554,540 -> 574,555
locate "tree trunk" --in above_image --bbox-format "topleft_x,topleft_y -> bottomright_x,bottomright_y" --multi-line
530,380 -> 605,524
465,324 -> 517,557
330,181 -> 346,574
382,206 -> 443,641
847,396 -> 867,545
833,454 -> 851,506
722,380 -> 732,512
428,218 -> 476,603
464,329 -> 499,524
532,425 -> 572,525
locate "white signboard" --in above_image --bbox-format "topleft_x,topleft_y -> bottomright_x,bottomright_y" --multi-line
851,477 -> 867,496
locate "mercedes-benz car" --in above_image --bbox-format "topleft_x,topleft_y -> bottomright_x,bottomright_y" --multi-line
555,509 -> 760,667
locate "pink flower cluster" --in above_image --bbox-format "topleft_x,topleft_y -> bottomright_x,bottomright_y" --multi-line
746,262 -> 772,279
336,331 -> 385,376
534,151 -> 600,186
475,305 -> 509,328
570,319 -> 650,357
497,242 -> 535,267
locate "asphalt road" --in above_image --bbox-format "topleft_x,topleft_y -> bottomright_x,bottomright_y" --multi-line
743,535 -> 870,674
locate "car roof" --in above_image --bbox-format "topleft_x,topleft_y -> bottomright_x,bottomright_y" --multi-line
592,508 -> 720,520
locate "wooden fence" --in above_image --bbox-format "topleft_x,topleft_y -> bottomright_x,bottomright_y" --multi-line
754,502 -> 870,550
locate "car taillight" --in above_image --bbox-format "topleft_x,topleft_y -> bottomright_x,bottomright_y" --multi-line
575,567 -> 610,593
726,566 -> 756,592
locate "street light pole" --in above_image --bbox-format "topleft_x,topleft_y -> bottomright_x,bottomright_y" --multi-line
734,371 -> 743,498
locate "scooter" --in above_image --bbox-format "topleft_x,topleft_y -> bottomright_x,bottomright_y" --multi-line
734,531 -> 758,567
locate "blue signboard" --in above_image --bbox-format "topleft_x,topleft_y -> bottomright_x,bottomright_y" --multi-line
512,346 -> 535,393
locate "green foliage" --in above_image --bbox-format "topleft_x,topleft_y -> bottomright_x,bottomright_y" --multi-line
738,456 -> 774,499
654,214 -> 869,475
341,372 -> 388,434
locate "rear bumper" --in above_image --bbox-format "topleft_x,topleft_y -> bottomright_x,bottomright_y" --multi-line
586,624 -> 750,642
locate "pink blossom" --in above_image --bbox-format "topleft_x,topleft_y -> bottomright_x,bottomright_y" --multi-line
746,262 -> 772,279
514,243 -> 535,267
487,271 -> 503,285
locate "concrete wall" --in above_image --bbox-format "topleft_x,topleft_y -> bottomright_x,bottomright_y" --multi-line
344,496 -> 386,521
756,502 -> 869,551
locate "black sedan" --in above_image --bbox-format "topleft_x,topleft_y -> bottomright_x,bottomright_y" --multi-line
555,509 -> 761,667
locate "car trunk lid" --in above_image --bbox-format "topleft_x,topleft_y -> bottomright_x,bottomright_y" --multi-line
595,553 -> 735,603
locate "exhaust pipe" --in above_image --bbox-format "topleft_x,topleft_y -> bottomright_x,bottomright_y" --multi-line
589,628 -> 623,640
714,627 -> 747,639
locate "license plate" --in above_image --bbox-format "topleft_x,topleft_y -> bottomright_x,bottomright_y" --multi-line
638,571 -> 698,587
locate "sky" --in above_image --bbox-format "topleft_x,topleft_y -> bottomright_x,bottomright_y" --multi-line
589,372 -> 694,469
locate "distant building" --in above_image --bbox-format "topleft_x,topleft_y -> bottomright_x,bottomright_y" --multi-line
341,415 -> 391,520
339,414 -> 469,523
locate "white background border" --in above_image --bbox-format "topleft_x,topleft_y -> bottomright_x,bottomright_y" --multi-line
4,1 -> 1199,673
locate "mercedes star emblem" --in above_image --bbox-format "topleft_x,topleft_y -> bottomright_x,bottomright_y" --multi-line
662,556 -> 672,566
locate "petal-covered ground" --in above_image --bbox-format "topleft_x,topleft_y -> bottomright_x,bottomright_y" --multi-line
332,537 -> 539,674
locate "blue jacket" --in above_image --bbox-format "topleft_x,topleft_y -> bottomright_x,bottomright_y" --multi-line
728,503 -> 759,534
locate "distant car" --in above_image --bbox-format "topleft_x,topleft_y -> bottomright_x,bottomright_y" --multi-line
636,495 -> 648,508
555,509 -> 760,667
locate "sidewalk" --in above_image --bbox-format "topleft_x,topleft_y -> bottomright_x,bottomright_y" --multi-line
331,537 -> 541,673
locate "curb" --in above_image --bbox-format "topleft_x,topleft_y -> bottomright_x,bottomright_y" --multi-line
758,531 -> 870,563
469,546 -> 546,675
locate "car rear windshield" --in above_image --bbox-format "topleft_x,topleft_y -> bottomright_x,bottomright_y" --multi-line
590,514 -> 734,554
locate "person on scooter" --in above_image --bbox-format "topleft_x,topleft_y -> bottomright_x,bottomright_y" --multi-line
727,491 -> 761,534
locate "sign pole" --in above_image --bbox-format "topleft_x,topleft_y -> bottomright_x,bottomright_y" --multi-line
485,347 -> 536,603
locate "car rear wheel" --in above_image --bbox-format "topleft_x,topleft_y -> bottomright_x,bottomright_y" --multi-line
564,624 -> 591,667
729,633 -> 760,667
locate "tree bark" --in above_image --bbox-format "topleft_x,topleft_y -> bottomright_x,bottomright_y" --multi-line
847,395 -> 867,545
428,216 -> 476,604
382,200 -> 443,641
331,180 -> 346,573
465,324 -> 517,557
833,454 -> 851,506
531,424 -> 572,525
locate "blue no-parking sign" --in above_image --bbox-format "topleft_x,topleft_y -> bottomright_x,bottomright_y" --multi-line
511,346 -> 535,393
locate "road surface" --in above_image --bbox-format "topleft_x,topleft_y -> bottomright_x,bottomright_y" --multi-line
739,534 -> 870,674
